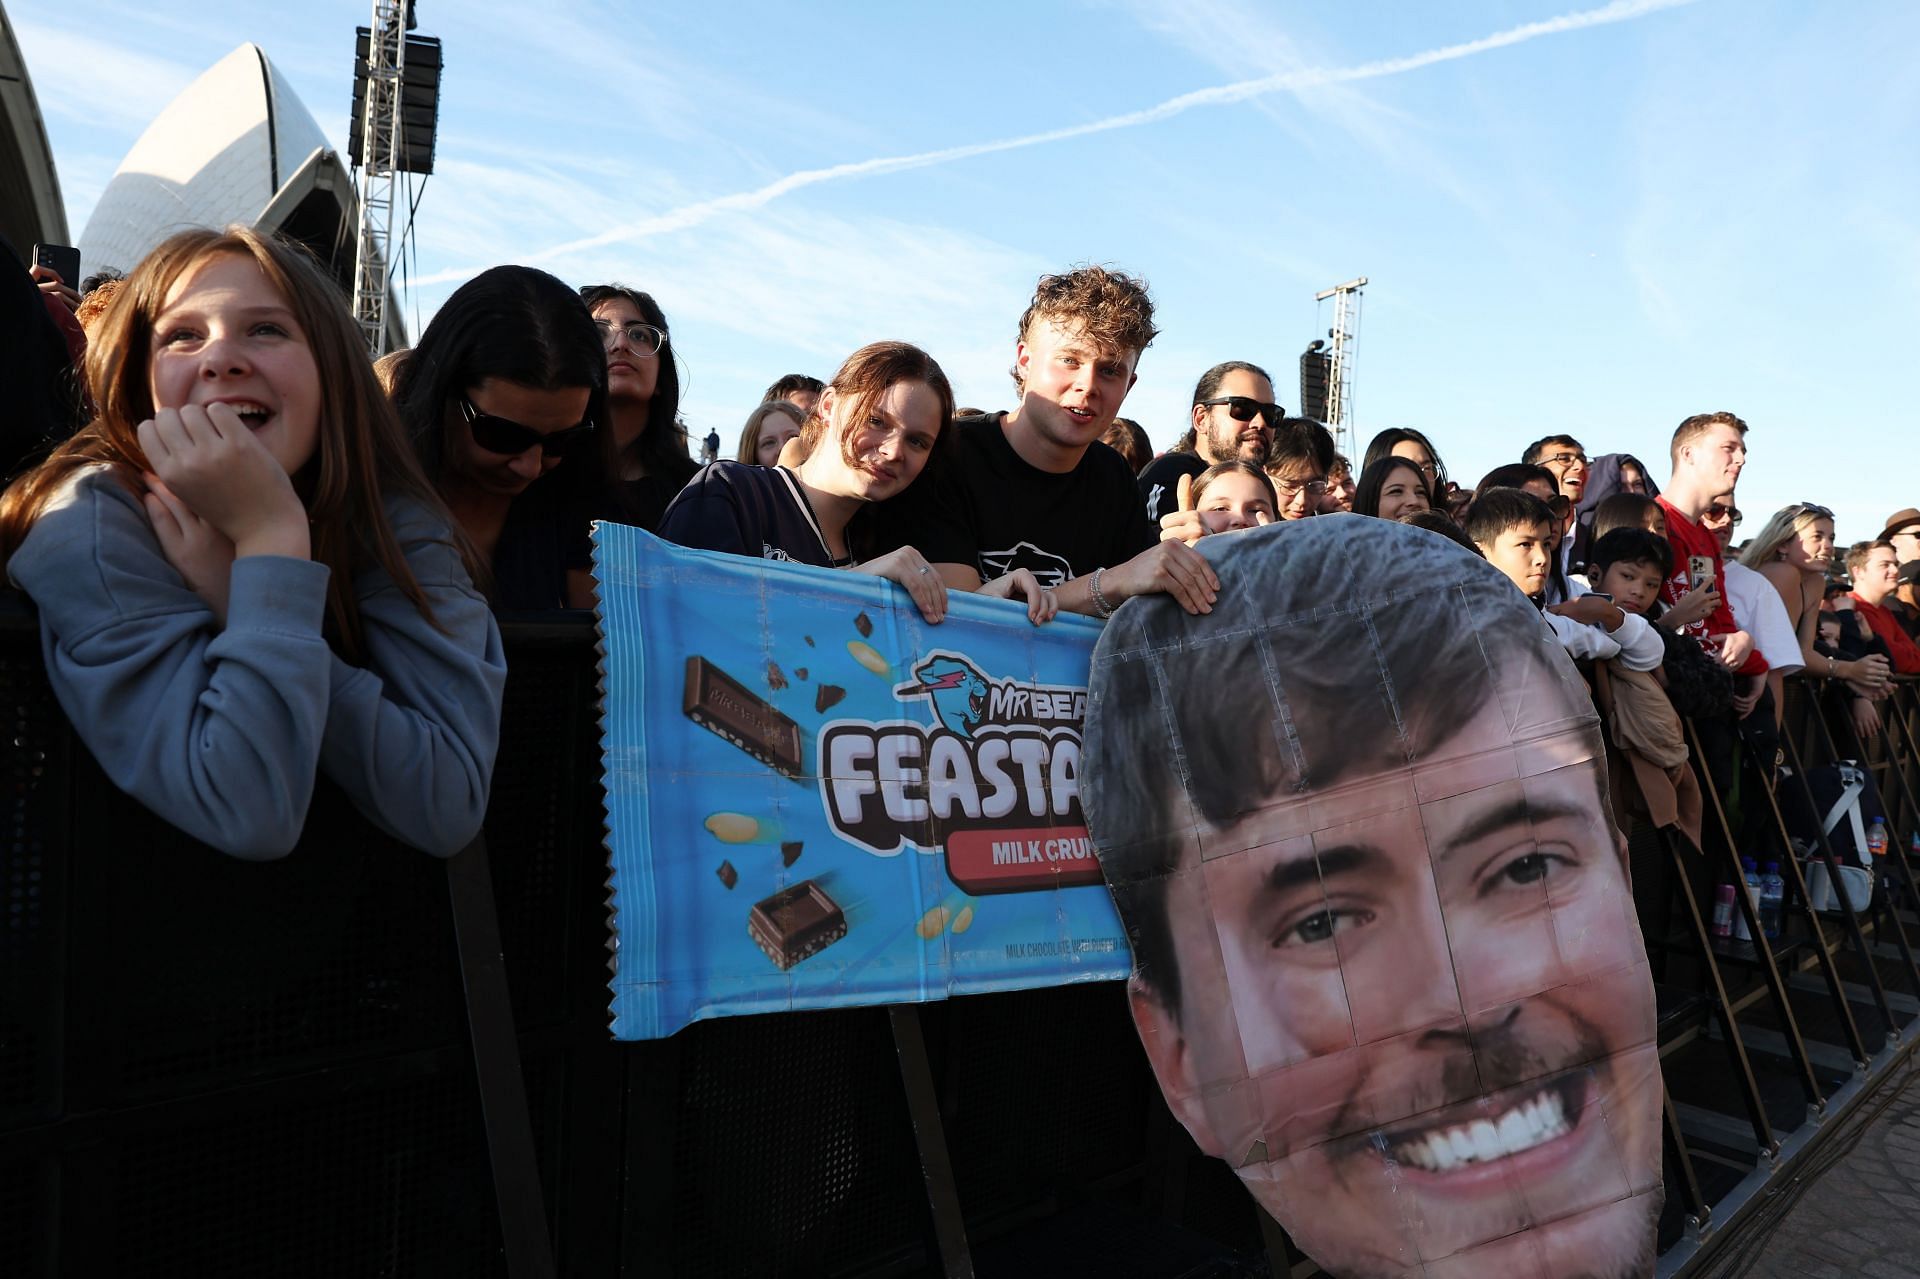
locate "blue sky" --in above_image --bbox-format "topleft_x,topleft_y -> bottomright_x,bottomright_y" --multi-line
13,0 -> 1918,543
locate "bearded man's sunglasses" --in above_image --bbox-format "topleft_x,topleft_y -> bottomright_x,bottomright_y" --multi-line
1199,396 -> 1285,427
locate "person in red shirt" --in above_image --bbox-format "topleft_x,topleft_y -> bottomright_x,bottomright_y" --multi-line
1654,411 -> 1768,717
1847,541 -> 1920,674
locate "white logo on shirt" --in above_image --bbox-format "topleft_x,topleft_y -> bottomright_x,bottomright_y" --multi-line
1145,483 -> 1165,522
979,542 -> 1075,587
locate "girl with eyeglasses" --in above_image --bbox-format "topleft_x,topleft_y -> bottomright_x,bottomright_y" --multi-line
660,341 -> 1056,625
393,265 -> 615,610
0,227 -> 505,859
1363,428 -> 1452,500
579,284 -> 699,531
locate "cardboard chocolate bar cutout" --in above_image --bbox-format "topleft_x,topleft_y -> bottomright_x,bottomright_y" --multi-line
1083,517 -> 1662,1279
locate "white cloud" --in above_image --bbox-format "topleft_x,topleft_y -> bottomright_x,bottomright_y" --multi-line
417,0 -> 1697,281
10,18 -> 200,131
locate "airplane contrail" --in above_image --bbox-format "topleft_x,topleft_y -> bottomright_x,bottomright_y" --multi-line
410,0 -> 1696,287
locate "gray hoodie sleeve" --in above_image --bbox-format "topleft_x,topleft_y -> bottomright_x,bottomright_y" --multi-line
9,470 -> 333,858
318,498 -> 506,856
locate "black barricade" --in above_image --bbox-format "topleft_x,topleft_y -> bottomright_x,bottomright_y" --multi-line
0,605 -> 1288,1279
7,593 -> 1920,1278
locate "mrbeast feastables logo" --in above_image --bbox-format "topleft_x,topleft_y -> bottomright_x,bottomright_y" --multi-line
818,652 -> 1100,895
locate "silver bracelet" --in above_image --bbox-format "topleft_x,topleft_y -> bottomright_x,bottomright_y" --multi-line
1089,567 -> 1115,619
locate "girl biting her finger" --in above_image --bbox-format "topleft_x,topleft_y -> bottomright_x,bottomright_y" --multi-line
659,341 -> 1056,625
0,226 -> 505,860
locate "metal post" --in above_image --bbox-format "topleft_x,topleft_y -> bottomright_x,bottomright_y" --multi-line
1312,278 -> 1366,460
1685,718 -> 1826,1115
447,835 -> 557,1279
1659,826 -> 1778,1153
351,0 -> 407,355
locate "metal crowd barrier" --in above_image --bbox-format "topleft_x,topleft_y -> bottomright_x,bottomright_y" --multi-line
3,593 -> 1918,1278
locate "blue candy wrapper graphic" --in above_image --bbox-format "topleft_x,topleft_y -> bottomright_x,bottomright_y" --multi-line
593,523 -> 1130,1039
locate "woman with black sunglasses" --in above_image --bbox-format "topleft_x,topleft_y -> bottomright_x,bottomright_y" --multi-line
393,265 -> 615,610
579,284 -> 699,531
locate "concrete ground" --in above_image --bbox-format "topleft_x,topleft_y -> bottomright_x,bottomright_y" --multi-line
1699,1058 -> 1920,1278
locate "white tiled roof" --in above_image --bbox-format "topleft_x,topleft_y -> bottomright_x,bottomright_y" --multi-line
80,43 -> 333,276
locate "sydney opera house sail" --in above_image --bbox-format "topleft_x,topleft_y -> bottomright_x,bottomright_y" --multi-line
79,42 -> 402,346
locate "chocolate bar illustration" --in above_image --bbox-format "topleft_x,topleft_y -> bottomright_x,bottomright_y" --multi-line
684,656 -> 803,778
748,880 -> 847,970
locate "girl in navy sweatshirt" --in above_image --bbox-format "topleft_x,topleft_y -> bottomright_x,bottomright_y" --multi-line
1,226 -> 505,859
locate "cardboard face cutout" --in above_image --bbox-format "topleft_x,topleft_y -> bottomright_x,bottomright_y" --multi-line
1083,517 -> 1662,1279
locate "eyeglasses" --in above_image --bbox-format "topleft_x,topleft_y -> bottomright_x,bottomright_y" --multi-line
1789,502 -> 1834,521
1198,396 -> 1284,427
459,396 -> 597,457
1703,503 -> 1743,526
1541,452 -> 1589,469
1274,475 -> 1330,500
593,319 -> 666,355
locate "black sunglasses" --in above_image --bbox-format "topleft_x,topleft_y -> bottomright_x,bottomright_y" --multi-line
1198,395 -> 1284,427
459,396 -> 596,457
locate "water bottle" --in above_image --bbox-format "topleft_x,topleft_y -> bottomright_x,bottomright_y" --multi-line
1734,857 -> 1761,942
1711,880 -> 1735,938
1867,818 -> 1889,861
1759,862 -> 1785,940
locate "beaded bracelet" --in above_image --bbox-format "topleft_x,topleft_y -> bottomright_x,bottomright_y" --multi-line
1089,567 -> 1115,619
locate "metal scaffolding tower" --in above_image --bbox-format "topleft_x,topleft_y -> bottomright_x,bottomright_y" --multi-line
349,0 -> 409,355
1314,277 -> 1367,460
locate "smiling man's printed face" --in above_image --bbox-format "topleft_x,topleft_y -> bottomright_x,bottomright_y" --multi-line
1084,518 -> 1661,1279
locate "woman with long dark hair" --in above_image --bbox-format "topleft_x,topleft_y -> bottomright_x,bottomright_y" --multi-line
393,266 -> 614,609
579,284 -> 700,529
1352,455 -> 1432,522
1362,427 -> 1452,501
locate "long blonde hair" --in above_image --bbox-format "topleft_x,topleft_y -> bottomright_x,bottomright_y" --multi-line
0,226 -> 465,658
1737,503 -> 1833,572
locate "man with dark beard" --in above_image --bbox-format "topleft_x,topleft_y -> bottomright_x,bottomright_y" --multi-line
1140,361 -> 1287,523
1083,516 -> 1662,1278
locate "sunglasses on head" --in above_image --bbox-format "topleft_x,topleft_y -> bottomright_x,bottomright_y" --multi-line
1199,395 -> 1284,427
1789,502 -> 1834,521
460,396 -> 596,457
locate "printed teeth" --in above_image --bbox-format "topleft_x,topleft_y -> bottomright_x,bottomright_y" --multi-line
1388,1087 -> 1573,1173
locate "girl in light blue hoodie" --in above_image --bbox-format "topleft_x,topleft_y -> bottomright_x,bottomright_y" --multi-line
1,226 -> 505,859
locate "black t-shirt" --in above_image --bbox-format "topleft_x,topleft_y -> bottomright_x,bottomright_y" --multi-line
874,412 -> 1153,586
619,456 -> 700,534
1137,451 -> 1208,525
493,478 -> 593,611
657,461 -> 847,567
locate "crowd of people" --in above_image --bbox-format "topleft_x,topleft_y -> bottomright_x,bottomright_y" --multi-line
3,229 -> 1918,862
